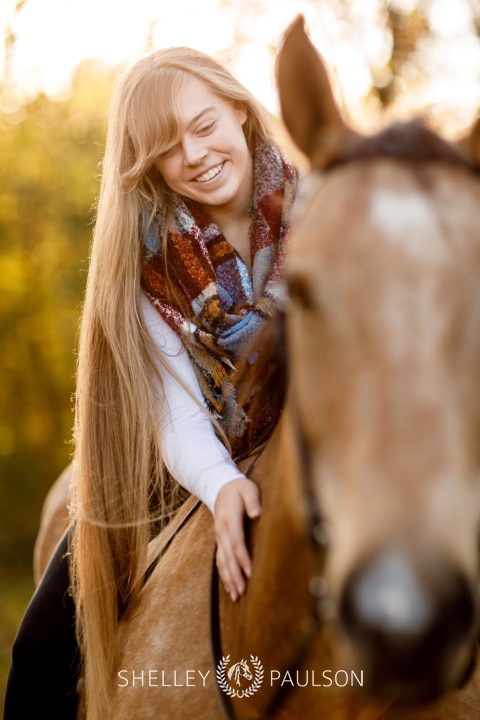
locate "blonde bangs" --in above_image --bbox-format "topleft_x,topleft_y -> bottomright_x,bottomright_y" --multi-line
120,64 -> 185,188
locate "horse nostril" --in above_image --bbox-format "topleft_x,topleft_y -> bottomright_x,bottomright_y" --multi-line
339,550 -> 475,696
342,552 -> 432,638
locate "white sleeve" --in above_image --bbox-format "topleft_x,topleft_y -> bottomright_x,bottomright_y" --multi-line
140,292 -> 244,514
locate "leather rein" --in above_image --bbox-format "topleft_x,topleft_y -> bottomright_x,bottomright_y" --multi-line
209,399 -> 333,720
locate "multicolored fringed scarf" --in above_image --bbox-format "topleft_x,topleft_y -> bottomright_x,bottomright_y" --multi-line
141,139 -> 298,441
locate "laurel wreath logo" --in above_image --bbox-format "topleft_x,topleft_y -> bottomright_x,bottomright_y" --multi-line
216,654 -> 264,698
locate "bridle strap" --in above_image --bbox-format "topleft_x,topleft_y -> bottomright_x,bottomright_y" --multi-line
210,555 -> 236,720
209,405 -> 329,720
209,444 -> 267,720
121,499 -> 202,618
142,499 -> 202,586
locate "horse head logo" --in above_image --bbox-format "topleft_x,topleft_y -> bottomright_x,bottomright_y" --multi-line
217,655 -> 264,698
227,658 -> 253,686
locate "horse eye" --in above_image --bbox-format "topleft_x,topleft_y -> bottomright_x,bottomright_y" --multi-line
286,274 -> 316,310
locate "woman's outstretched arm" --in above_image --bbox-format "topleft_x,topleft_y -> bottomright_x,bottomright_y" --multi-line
141,293 -> 261,600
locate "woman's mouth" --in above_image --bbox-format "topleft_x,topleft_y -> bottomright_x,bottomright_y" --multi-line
194,162 -> 225,183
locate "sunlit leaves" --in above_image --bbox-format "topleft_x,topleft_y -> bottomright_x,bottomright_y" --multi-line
0,60 -> 114,569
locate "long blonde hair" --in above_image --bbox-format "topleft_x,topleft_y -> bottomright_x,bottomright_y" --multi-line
71,46 -> 273,719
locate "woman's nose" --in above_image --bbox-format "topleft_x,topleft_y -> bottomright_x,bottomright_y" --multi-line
182,136 -> 207,166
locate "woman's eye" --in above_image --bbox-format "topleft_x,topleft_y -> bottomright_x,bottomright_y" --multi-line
198,121 -> 215,135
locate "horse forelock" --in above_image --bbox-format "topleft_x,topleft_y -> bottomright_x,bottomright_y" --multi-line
326,118 -> 478,174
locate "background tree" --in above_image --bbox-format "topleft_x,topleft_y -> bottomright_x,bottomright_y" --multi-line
0,56 -> 115,705
0,59 -> 115,570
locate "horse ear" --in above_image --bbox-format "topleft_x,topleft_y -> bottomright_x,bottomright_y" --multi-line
276,16 -> 359,169
456,116 -> 480,167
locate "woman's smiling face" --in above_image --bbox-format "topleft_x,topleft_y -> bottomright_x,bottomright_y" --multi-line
155,74 -> 253,216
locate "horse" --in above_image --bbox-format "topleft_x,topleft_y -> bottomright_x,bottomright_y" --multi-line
35,16 -> 480,720
33,463 -> 72,584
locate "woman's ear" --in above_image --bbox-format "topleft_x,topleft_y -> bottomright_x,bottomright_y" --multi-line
234,102 -> 248,126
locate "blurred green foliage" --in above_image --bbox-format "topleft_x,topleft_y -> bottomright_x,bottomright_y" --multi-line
0,59 -> 116,573
0,56 -> 117,717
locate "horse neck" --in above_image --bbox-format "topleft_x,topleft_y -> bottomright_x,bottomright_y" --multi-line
223,407 -> 317,663
218,409 -> 394,720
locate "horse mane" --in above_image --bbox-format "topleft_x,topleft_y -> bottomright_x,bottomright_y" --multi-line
232,308 -> 288,458
328,117 -> 476,171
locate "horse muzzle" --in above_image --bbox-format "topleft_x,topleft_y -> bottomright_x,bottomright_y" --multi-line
338,548 -> 478,702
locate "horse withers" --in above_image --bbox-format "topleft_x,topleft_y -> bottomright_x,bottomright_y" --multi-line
35,17 -> 480,720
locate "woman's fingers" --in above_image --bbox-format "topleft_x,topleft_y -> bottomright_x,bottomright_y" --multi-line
214,478 -> 261,601
216,543 -> 242,601
242,480 -> 261,520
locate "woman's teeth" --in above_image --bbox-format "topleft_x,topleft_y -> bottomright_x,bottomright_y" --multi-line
195,163 -> 223,183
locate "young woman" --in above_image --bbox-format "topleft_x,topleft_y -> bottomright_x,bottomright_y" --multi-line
5,45 -> 297,720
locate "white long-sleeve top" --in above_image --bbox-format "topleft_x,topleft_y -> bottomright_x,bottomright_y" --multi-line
140,293 -> 244,514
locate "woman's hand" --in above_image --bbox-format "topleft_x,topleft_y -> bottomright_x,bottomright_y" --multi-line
214,478 -> 261,602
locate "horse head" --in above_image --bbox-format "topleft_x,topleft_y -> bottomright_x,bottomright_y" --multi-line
276,16 -> 480,702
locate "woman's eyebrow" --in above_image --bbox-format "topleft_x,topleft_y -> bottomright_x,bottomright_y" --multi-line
187,106 -> 216,128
